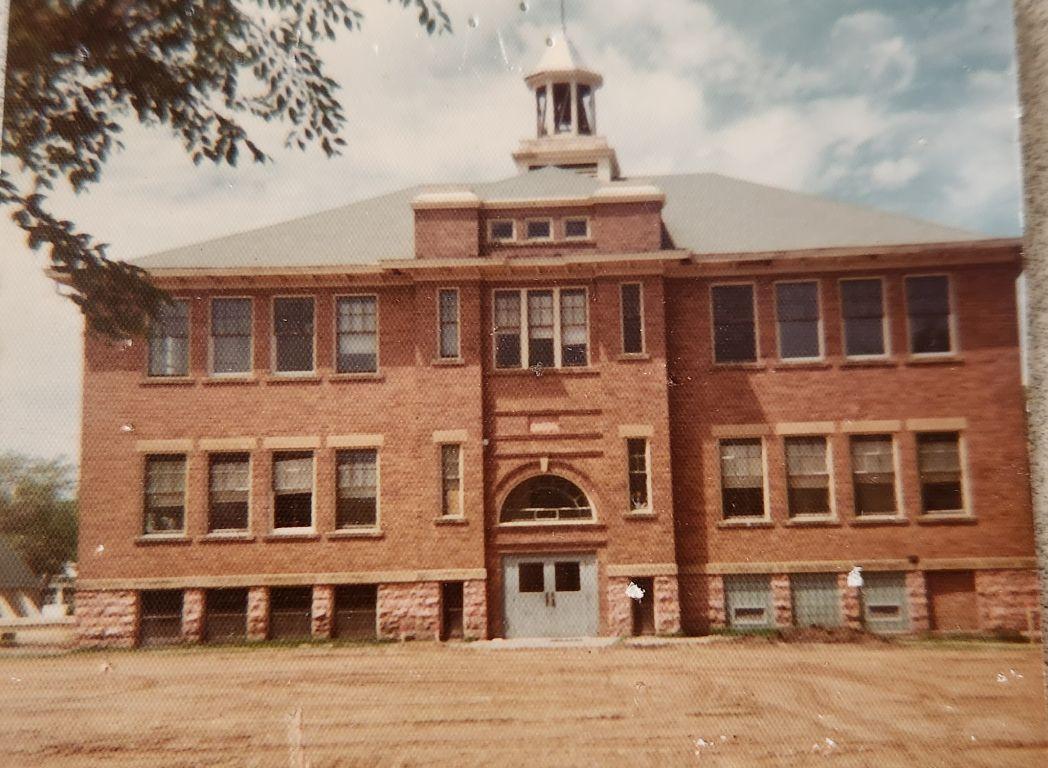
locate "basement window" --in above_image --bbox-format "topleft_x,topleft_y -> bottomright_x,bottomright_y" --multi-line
139,590 -> 183,646
336,450 -> 378,528
719,439 -> 765,519
861,572 -> 909,633
917,432 -> 965,514
268,587 -> 312,641
711,284 -> 757,363
850,435 -> 897,516
208,453 -> 250,532
724,575 -> 772,629
334,585 -> 378,640
204,588 -> 248,643
785,436 -> 831,517
148,300 -> 189,377
272,452 -> 314,530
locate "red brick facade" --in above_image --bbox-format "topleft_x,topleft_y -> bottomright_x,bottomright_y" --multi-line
75,195 -> 1040,647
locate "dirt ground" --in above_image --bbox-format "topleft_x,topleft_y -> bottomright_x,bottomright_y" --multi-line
1,639 -> 1047,767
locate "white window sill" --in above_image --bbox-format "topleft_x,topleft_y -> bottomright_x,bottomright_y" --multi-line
850,515 -> 908,526
716,518 -> 773,529
135,534 -> 191,545
264,530 -> 320,542
916,513 -> 976,525
327,528 -> 384,539
625,509 -> 656,519
783,516 -> 840,527
198,532 -> 255,543
434,516 -> 468,526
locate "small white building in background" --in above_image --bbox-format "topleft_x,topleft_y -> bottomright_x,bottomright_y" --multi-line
0,540 -> 76,646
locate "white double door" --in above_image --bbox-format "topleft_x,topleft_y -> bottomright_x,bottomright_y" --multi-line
502,553 -> 598,638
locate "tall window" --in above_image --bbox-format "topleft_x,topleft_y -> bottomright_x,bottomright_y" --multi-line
906,275 -> 953,354
627,438 -> 650,511
494,291 -> 522,368
720,439 -> 765,518
917,433 -> 964,514
336,296 -> 378,373
441,444 -> 463,517
621,283 -> 644,354
273,297 -> 314,373
336,450 -> 378,528
553,82 -> 571,133
535,85 -> 548,137
850,436 -> 897,516
495,288 -> 589,369
272,452 -> 313,529
785,437 -> 831,517
210,298 -> 252,375
144,455 -> 186,534
148,300 -> 189,377
208,454 -> 250,531
776,282 -> 821,359
711,285 -> 756,363
841,279 -> 886,357
576,83 -> 595,134
438,289 -> 460,359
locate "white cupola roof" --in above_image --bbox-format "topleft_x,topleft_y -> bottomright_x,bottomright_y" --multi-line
525,33 -> 602,87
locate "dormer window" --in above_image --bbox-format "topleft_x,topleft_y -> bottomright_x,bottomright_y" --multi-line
536,85 -> 548,137
564,218 -> 589,239
553,83 -> 572,133
489,220 -> 515,242
577,84 -> 594,135
526,219 -> 552,241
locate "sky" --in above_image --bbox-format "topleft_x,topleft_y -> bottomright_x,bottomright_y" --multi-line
0,0 -> 1024,465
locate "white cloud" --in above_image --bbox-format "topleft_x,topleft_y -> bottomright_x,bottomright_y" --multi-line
870,157 -> 922,188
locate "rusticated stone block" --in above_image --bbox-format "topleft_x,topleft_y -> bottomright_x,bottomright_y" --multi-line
838,574 -> 863,630
312,585 -> 334,639
906,571 -> 930,632
378,582 -> 441,640
707,575 -> 726,630
462,580 -> 487,640
653,575 -> 681,635
605,576 -> 633,637
76,590 -> 138,648
771,573 -> 792,628
247,586 -> 269,641
182,588 -> 205,643
975,569 -> 1042,634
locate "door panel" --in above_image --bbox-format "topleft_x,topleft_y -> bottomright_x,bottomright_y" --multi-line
503,554 -> 598,638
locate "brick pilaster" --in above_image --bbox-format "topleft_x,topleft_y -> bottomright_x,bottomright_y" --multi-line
839,573 -> 863,630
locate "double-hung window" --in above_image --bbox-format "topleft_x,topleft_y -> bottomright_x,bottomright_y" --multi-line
840,279 -> 886,357
906,275 -> 953,354
148,300 -> 189,377
850,436 -> 897,516
785,436 -> 831,517
627,438 -> 651,511
144,455 -> 186,534
917,433 -> 965,514
336,450 -> 378,528
336,296 -> 378,373
720,439 -> 765,519
776,281 -> 821,360
711,285 -> 756,363
273,298 -> 314,373
493,288 -> 589,369
438,289 -> 460,359
440,445 -> 463,518
210,298 -> 252,375
272,452 -> 314,530
621,283 -> 645,354
208,454 -> 250,532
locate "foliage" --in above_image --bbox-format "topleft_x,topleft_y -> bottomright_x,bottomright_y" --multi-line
0,453 -> 78,578
1,0 -> 450,338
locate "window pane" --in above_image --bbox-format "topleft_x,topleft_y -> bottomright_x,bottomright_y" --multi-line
627,438 -> 649,510
145,455 -> 186,533
438,290 -> 459,359
209,454 -> 249,531
519,562 -> 544,593
776,282 -> 820,359
621,284 -> 644,354
526,220 -> 551,240
441,444 -> 462,517
906,276 -> 952,354
337,450 -> 377,527
535,86 -> 547,137
211,299 -> 252,374
490,220 -> 514,241
149,301 -> 189,377
918,433 -> 963,513
560,289 -> 588,367
576,84 -> 594,135
720,439 -> 764,518
273,452 -> 313,528
494,291 -> 522,368
712,285 -> 756,363
555,562 -> 581,592
850,436 -> 896,515
565,218 -> 589,238
273,298 -> 314,372
786,437 -> 829,516
337,296 -> 378,373
528,290 -> 555,367
553,83 -> 571,133
841,279 -> 885,356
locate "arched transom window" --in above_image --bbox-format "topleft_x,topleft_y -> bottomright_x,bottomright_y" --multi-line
500,475 -> 593,523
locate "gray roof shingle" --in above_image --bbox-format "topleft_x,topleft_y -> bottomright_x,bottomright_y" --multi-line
133,168 -> 988,271
0,537 -> 39,589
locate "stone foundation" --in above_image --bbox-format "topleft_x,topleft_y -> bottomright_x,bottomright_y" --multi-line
838,574 -> 863,630
247,586 -> 269,641
605,576 -> 633,637
707,575 -> 727,630
377,581 -> 441,640
311,585 -> 334,639
771,574 -> 792,628
182,588 -> 205,643
976,569 -> 1042,634
653,575 -> 681,635
462,580 -> 488,640
76,590 -> 138,648
906,571 -> 930,632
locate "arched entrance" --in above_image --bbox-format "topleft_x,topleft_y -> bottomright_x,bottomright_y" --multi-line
500,474 -> 599,638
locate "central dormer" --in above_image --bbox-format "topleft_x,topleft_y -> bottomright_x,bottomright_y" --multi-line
512,33 -> 620,181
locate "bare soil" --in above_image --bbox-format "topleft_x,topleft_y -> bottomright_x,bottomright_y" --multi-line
1,639 -> 1046,767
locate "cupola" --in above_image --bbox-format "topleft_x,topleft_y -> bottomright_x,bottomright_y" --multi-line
512,33 -> 620,180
